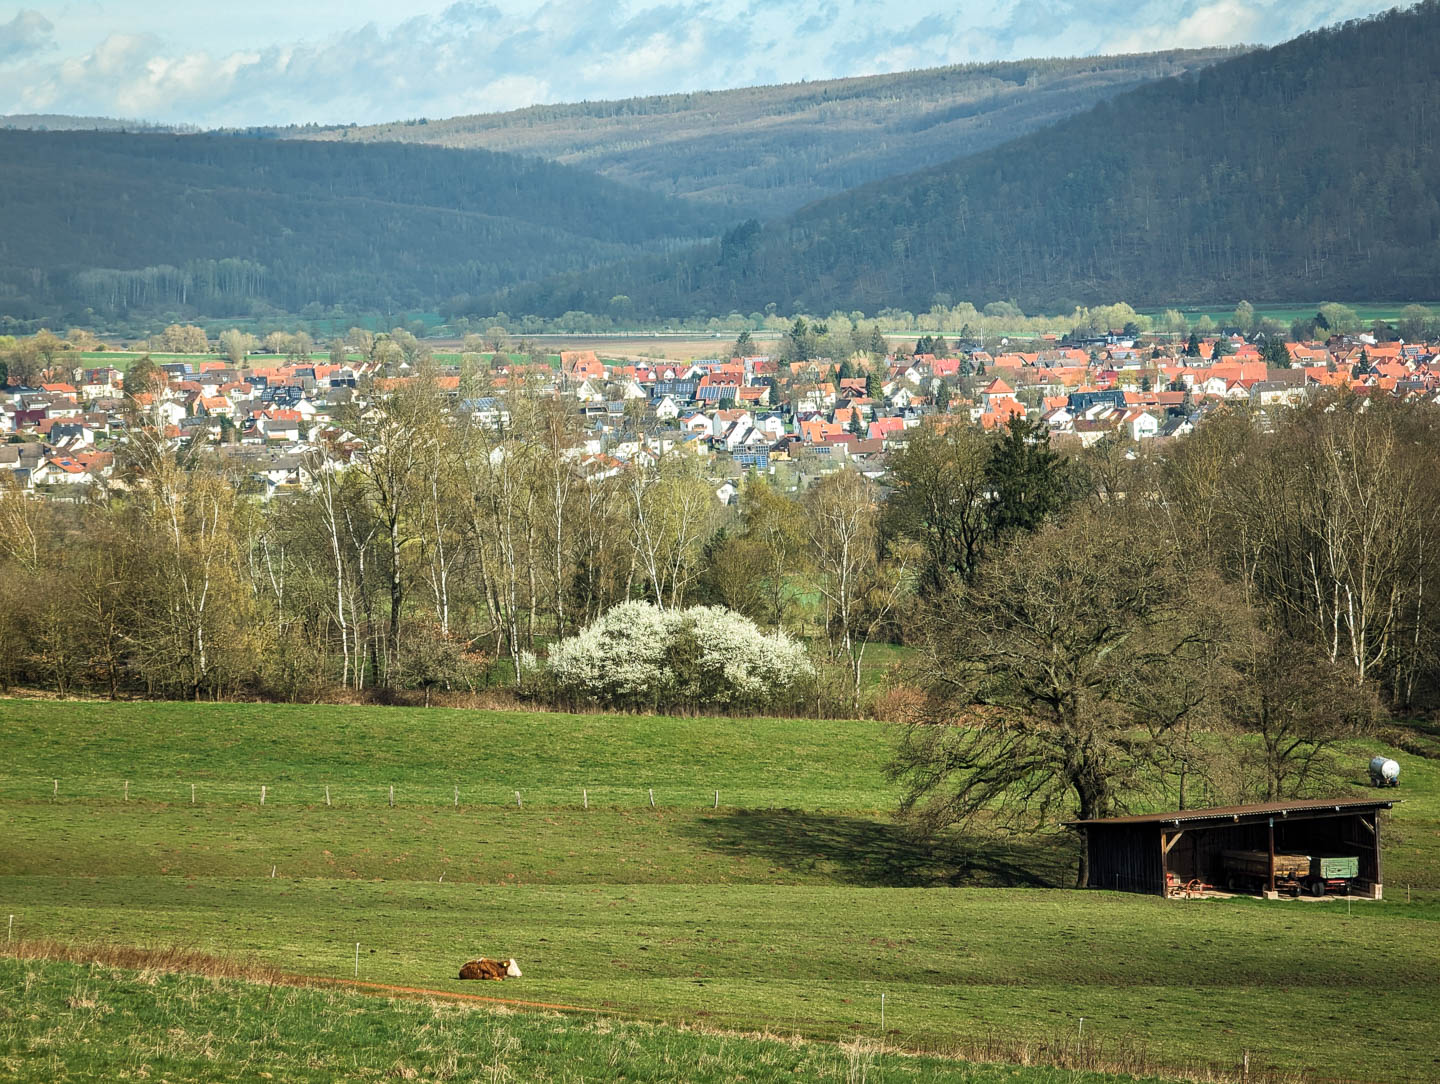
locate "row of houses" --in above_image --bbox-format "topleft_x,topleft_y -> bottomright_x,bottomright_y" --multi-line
4,333 -> 1439,496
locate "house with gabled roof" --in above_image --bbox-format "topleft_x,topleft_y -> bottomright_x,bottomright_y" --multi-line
560,351 -> 606,382
978,398 -> 1026,430
979,378 -> 1017,413
867,416 -> 907,443
192,394 -> 235,420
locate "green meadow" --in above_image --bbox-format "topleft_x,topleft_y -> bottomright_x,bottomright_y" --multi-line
0,953 -> 1172,1084
1148,302 -> 1440,328
2,698 -> 1439,1081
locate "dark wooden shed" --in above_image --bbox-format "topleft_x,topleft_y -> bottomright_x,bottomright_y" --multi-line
1067,798 -> 1398,899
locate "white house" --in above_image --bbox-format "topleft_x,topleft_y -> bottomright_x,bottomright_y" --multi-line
1123,409 -> 1160,441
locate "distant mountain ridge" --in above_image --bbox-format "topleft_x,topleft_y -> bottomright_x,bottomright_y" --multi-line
0,131 -> 727,322
0,114 -> 196,133
494,3 -> 1440,318
290,49 -> 1243,219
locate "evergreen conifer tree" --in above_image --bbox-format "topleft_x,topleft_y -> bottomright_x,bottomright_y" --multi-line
986,416 -> 1068,537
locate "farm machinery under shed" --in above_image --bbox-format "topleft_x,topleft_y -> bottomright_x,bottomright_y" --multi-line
1221,850 -> 1360,897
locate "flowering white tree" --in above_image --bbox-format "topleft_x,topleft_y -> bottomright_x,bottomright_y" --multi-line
546,601 -> 812,711
546,600 -> 673,708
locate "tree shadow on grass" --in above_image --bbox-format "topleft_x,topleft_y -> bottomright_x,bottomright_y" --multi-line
680,809 -> 1074,888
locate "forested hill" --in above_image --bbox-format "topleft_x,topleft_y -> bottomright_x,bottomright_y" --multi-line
1,114 -> 195,133
292,49 -> 1242,219
497,3 -> 1440,319
0,131 -> 727,323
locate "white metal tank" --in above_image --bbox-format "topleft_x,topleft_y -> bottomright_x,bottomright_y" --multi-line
1369,756 -> 1400,787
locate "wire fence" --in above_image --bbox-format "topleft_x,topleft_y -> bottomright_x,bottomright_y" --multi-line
927,1028 -> 1434,1084
0,776 -> 889,813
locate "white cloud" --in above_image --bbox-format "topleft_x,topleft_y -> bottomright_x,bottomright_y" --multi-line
579,24 -> 712,89
0,0 -> 1398,126
0,9 -> 54,65
1110,0 -> 1271,52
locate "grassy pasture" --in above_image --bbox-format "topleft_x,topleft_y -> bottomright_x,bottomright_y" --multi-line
0,954 -> 1159,1084
3,698 -> 1440,1080
0,699 -> 899,811
1144,302 -> 1440,328
5,876 -> 1440,1079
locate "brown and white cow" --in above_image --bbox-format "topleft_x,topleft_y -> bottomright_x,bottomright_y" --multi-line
458,957 -> 521,981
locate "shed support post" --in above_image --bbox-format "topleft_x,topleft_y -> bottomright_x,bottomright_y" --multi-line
1267,816 -> 1276,896
1161,830 -> 1184,898
1371,812 -> 1384,897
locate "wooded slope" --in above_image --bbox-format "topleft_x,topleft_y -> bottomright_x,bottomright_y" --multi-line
0,131 -> 726,320
499,4 -> 1440,318
293,50 -> 1240,219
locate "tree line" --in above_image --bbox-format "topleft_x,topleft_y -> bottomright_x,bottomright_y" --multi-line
888,397 -> 1439,881
2,383 -> 1436,839
0,370 -> 1071,707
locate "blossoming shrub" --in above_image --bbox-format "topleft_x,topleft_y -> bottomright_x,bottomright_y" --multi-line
546,601 -> 813,711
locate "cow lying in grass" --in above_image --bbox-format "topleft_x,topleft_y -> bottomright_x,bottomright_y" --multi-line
458,958 -> 521,981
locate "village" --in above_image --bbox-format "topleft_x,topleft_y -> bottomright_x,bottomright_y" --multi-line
1,323 -> 1435,497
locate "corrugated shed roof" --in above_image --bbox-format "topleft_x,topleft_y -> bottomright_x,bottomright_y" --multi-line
1066,797 -> 1398,828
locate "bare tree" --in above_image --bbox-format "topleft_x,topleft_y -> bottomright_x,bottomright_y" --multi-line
890,505 -> 1232,887
882,419 -> 991,593
341,374 -> 443,686
1225,627 -> 1381,800
629,456 -> 718,612
460,394 -> 539,686
808,469 -> 910,712
218,329 -> 259,366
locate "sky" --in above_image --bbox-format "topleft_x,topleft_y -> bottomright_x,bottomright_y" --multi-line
0,0 -> 1398,128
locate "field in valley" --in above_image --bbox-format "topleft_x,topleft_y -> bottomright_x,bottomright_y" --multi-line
0,950 -> 1171,1084
2,698 -> 1438,1082
1153,302 -> 1440,330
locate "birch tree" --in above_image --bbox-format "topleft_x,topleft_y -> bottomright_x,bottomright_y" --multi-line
342,374 -> 443,685
808,469 -> 911,712
629,457 -> 717,612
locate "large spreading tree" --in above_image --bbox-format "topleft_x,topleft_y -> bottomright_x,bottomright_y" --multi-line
890,505 -> 1233,887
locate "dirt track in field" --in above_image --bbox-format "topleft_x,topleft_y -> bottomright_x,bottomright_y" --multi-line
295,973 -> 606,1015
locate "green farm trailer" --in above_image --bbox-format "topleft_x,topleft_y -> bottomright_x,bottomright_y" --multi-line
1223,849 -> 1360,896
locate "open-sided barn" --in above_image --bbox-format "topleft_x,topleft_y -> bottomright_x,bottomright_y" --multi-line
1067,798 -> 1398,899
